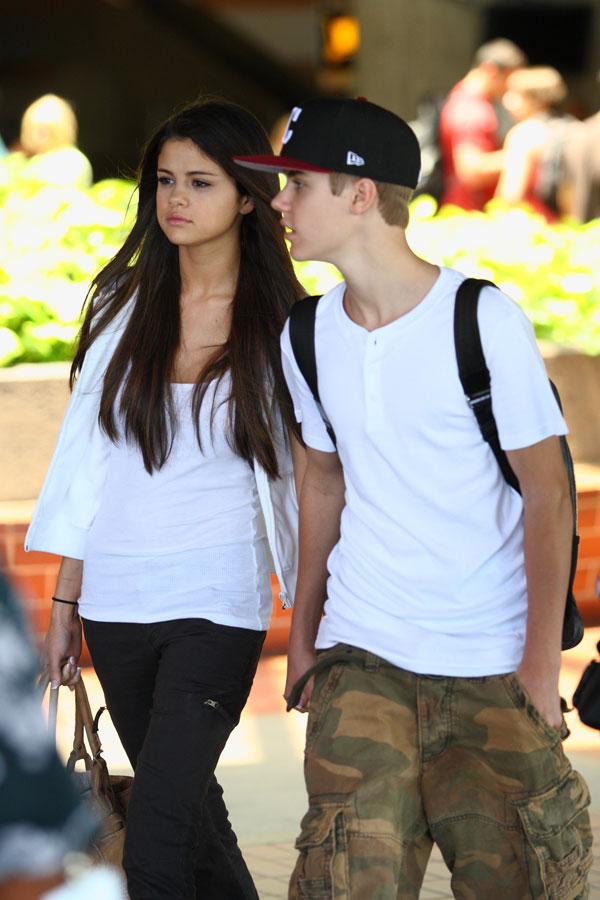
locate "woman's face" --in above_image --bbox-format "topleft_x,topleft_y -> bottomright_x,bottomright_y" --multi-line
503,88 -> 541,123
155,138 -> 253,249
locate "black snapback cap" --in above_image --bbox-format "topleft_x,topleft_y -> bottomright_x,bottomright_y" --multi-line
234,97 -> 421,189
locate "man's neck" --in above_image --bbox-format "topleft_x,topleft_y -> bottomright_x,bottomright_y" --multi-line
334,233 -> 440,331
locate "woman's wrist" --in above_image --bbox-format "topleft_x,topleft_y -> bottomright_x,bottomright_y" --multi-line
50,598 -> 80,623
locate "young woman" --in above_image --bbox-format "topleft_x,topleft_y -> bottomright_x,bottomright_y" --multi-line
495,66 -> 569,221
28,99 -> 304,899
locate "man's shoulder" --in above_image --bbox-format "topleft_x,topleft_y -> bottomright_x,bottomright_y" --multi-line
315,280 -> 345,309
441,84 -> 496,138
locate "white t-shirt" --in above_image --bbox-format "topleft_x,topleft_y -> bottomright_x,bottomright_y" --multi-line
281,267 -> 567,675
79,377 -> 272,630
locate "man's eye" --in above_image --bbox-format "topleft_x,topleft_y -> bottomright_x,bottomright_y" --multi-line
292,180 -> 304,189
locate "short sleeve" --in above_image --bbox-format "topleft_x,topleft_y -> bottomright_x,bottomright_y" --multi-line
479,287 -> 568,451
280,319 -> 337,453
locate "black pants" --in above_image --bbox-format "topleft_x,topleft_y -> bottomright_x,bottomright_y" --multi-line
83,616 -> 265,900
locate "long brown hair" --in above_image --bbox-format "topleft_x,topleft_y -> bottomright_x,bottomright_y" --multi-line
72,99 -> 304,476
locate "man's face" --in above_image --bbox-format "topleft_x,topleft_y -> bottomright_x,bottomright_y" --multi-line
271,170 -> 350,263
486,64 -> 517,103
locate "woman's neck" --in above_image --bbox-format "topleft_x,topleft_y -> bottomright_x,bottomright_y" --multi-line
177,240 -> 240,307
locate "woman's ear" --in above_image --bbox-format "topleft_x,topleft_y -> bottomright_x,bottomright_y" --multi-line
350,178 -> 378,215
239,195 -> 255,215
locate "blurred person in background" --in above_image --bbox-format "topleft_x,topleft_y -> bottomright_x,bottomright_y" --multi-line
0,571 -> 97,900
560,70 -> 600,223
495,66 -> 570,222
439,37 -> 527,210
9,93 -> 92,189
28,97 -> 304,900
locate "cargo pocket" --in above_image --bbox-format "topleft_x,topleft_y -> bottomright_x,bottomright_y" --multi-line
291,804 -> 347,899
503,674 -> 567,745
304,662 -> 345,754
514,770 -> 592,899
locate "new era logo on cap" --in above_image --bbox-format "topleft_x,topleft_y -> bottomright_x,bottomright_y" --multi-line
346,151 -> 365,167
233,97 -> 421,189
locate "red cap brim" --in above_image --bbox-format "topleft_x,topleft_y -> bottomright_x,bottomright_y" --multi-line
233,154 -> 331,174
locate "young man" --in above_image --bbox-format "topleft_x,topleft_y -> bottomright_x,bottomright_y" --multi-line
234,98 -> 591,898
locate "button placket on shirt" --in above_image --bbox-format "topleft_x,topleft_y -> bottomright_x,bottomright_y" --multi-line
363,333 -> 383,435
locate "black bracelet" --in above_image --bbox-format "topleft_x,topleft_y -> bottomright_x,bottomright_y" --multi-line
52,596 -> 79,606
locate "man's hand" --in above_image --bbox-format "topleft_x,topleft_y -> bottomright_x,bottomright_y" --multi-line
284,645 -> 316,713
516,661 -> 562,730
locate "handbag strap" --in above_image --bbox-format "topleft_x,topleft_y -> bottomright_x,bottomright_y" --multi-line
68,679 -> 103,771
41,675 -> 104,771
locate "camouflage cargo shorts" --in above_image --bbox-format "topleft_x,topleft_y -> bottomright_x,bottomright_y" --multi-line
288,643 -> 592,899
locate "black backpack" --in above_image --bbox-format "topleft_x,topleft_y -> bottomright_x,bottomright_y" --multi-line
288,278 -> 584,650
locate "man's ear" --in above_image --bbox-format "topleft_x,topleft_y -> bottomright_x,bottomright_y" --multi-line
350,178 -> 378,215
240,195 -> 255,215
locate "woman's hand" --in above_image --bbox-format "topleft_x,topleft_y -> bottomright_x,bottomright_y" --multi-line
43,607 -> 82,690
43,557 -> 84,690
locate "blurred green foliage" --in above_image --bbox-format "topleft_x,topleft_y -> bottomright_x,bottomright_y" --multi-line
0,174 -> 598,367
0,171 -> 137,366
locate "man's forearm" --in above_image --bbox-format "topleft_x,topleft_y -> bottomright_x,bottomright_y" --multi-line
455,145 -> 504,188
288,465 -> 345,653
520,487 -> 572,678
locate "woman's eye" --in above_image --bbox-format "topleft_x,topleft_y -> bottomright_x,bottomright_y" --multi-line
157,176 -> 172,185
192,180 -> 210,189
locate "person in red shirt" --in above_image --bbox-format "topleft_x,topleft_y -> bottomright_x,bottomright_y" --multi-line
440,38 -> 527,210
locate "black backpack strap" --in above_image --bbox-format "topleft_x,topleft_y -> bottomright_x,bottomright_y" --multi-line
454,277 -> 583,650
454,278 -> 520,494
288,296 -> 337,447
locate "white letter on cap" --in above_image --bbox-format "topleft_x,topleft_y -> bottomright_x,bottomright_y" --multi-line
282,107 -> 303,145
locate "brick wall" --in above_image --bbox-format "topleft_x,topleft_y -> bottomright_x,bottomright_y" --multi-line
575,487 -> 600,621
3,483 -> 600,660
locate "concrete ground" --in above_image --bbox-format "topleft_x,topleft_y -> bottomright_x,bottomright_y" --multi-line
53,627 -> 600,899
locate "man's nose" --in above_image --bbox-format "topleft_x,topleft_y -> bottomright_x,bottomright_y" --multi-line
271,186 -> 287,212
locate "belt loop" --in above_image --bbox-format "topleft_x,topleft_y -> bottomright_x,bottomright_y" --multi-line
364,651 -> 380,672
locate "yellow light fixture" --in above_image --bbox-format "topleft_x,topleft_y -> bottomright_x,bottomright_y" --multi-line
322,13 -> 360,66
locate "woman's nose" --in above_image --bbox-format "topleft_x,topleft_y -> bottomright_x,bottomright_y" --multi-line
170,188 -> 187,207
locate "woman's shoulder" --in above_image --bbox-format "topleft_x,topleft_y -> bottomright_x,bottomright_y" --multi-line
89,280 -> 137,334
505,117 -> 548,153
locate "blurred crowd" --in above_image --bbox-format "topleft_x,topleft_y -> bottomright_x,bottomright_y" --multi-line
411,37 -> 600,223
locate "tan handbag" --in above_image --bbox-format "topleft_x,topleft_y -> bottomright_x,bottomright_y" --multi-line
50,678 -> 133,871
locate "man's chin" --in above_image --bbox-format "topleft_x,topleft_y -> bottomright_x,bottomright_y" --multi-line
288,243 -> 311,262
